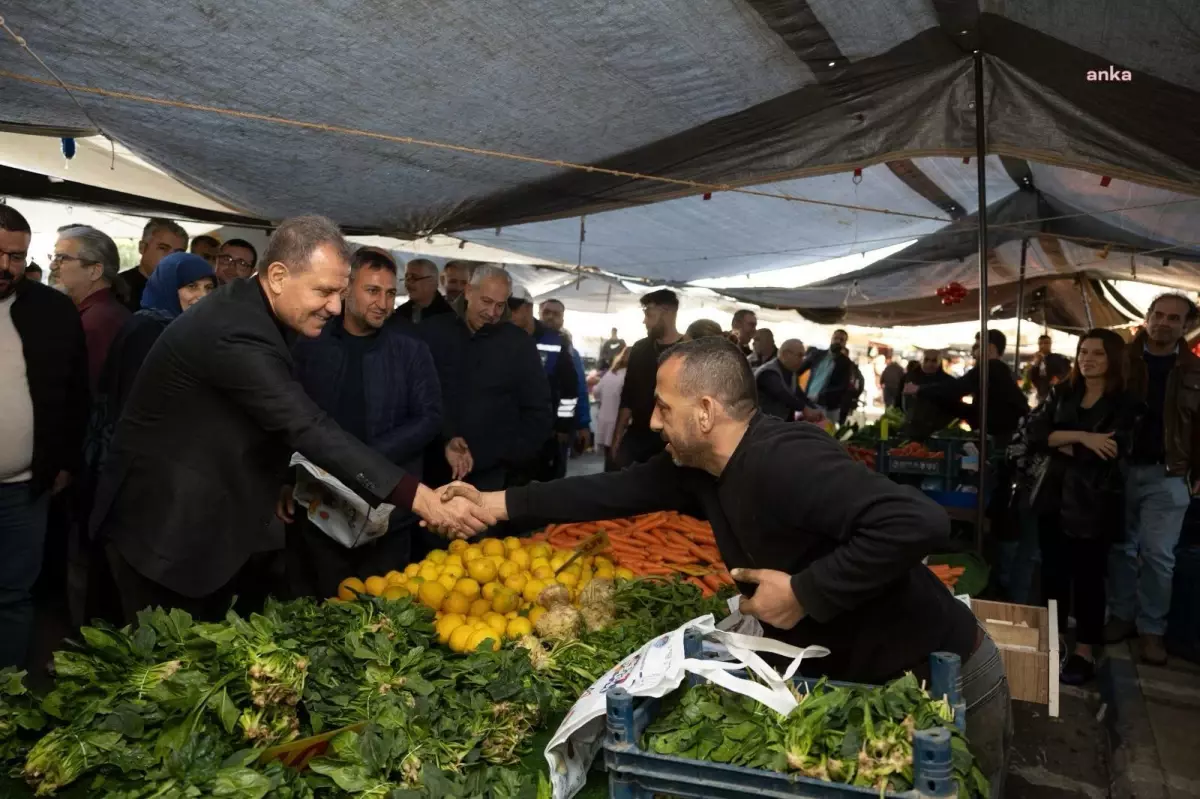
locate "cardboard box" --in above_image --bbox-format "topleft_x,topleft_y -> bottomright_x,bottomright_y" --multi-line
969,598 -> 1059,718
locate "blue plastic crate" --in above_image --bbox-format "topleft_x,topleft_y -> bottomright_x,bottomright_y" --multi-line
601,637 -> 964,799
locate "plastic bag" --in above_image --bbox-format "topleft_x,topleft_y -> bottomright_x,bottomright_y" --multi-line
289,453 -> 394,549
544,614 -> 829,799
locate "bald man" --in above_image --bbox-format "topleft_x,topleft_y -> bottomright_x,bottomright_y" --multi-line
755,339 -> 822,422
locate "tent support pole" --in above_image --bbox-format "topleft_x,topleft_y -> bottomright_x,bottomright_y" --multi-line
1013,239 -> 1028,373
973,50 -> 990,554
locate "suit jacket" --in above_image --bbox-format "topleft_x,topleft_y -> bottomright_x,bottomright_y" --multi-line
91,279 -> 412,598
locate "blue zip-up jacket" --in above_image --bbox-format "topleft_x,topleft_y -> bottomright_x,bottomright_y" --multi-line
534,321 -> 580,434
292,318 -> 443,478
570,347 -> 592,431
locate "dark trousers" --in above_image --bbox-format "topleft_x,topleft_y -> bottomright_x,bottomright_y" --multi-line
284,514 -> 414,600
1039,515 -> 1109,646
106,543 -> 279,624
0,482 -> 50,669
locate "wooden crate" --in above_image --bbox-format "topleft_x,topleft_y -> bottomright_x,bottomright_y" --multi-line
970,598 -> 1059,717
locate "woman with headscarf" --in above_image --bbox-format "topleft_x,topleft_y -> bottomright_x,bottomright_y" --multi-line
98,252 -> 217,417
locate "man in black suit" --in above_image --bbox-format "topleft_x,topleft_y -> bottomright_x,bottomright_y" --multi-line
91,216 -> 493,621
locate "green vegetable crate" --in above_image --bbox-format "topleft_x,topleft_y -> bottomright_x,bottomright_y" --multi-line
602,632 -> 964,799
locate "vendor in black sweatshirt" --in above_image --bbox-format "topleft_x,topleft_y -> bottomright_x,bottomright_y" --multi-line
438,336 -> 1011,793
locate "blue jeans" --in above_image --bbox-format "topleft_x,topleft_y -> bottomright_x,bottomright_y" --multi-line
0,481 -> 50,669
1109,464 -> 1190,635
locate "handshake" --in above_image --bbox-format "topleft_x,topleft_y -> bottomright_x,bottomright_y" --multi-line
411,482 -> 506,539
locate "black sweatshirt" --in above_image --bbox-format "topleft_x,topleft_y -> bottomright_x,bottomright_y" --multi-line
507,413 -> 977,683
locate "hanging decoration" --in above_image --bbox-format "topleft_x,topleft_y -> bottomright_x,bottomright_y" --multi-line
935,281 -> 968,306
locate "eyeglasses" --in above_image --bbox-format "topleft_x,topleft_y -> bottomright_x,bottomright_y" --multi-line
0,248 -> 28,267
404,274 -> 434,284
48,253 -> 97,268
216,254 -> 253,270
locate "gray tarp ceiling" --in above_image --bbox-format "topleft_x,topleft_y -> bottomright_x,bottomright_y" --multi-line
1,1 -> 1198,284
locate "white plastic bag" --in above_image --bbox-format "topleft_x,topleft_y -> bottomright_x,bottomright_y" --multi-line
544,614 -> 829,799
288,453 -> 394,549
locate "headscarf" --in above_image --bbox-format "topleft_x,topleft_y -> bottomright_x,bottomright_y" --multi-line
139,252 -> 216,321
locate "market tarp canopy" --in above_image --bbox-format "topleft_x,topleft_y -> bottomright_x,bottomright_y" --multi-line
2,1 -> 1198,283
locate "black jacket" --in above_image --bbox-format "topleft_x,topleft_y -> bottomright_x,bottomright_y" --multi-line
396,291 -> 456,325
1026,384 -> 1142,540
920,358 -> 1029,438
9,278 -> 90,494
507,413 -> 977,683
797,348 -> 857,413
533,320 -> 580,435
292,318 -> 442,479
404,313 -> 551,477
754,358 -> 812,421
91,279 -> 417,598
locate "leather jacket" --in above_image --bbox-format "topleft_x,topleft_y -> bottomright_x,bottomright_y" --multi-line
1125,331 -> 1200,477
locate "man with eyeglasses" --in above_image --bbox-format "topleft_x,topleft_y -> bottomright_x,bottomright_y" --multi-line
119,218 -> 187,312
0,205 -> 89,669
215,239 -> 259,285
398,258 -> 455,324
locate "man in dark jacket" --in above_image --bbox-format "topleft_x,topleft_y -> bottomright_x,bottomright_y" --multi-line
1029,335 -> 1071,402
509,289 -> 579,481
755,339 -> 823,423
539,299 -> 592,452
91,216 -> 493,622
0,205 -> 89,668
437,337 -> 1011,793
117,218 -> 187,312
614,289 -> 683,466
406,265 -> 551,493
398,258 -> 456,324
797,329 -> 857,423
284,248 -> 442,598
1108,295 -> 1200,664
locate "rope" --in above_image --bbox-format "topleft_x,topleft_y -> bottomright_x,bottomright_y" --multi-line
0,67 -> 952,224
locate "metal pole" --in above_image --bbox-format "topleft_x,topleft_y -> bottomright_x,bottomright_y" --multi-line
1013,239 -> 1028,374
972,50 -> 990,552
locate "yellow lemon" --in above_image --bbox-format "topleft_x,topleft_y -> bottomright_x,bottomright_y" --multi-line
595,566 -> 614,580
443,591 -> 472,616
382,585 -> 410,601
522,579 -> 546,604
419,567 -> 441,584
404,563 -> 421,577
482,538 -> 506,557
385,570 -> 406,585
488,555 -> 506,569
556,571 -> 579,588
507,549 -> 531,569
449,623 -> 475,653
437,615 -> 466,643
504,574 -> 528,593
448,539 -> 468,554
527,605 -> 547,627
467,628 -> 500,653
462,545 -> 484,563
498,560 -> 521,580
408,575 -> 426,586
483,613 -> 508,635
417,581 -> 447,611
506,617 -> 533,639
467,558 -> 497,584
427,550 -> 448,564
594,556 -> 613,569
364,575 -> 389,597
441,563 -> 465,580
469,597 -> 493,618
503,536 -> 523,552
549,554 -> 568,571
455,577 -> 481,600
436,574 -> 457,593
445,553 -> 464,568
532,565 -> 555,581
337,577 -> 367,600
492,588 -> 519,614
529,543 -> 552,560
530,556 -> 551,571
615,567 -> 635,581
505,610 -> 519,619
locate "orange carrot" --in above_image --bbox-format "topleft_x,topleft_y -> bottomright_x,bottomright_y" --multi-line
686,576 -> 715,597
701,574 -> 723,593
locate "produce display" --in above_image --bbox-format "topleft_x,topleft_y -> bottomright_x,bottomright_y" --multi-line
644,674 -> 989,798
927,563 -> 967,591
886,442 -> 944,460
0,575 -> 728,798
844,445 -> 877,469
538,513 -> 733,596
835,407 -> 905,446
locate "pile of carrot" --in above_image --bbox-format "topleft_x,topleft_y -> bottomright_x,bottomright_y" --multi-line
537,511 -> 734,598
928,563 -> 966,590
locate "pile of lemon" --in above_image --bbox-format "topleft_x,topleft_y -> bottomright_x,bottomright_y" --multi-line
335,536 -> 634,654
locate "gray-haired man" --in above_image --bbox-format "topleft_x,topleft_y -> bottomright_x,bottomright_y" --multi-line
53,226 -> 131,392
120,217 -> 187,312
